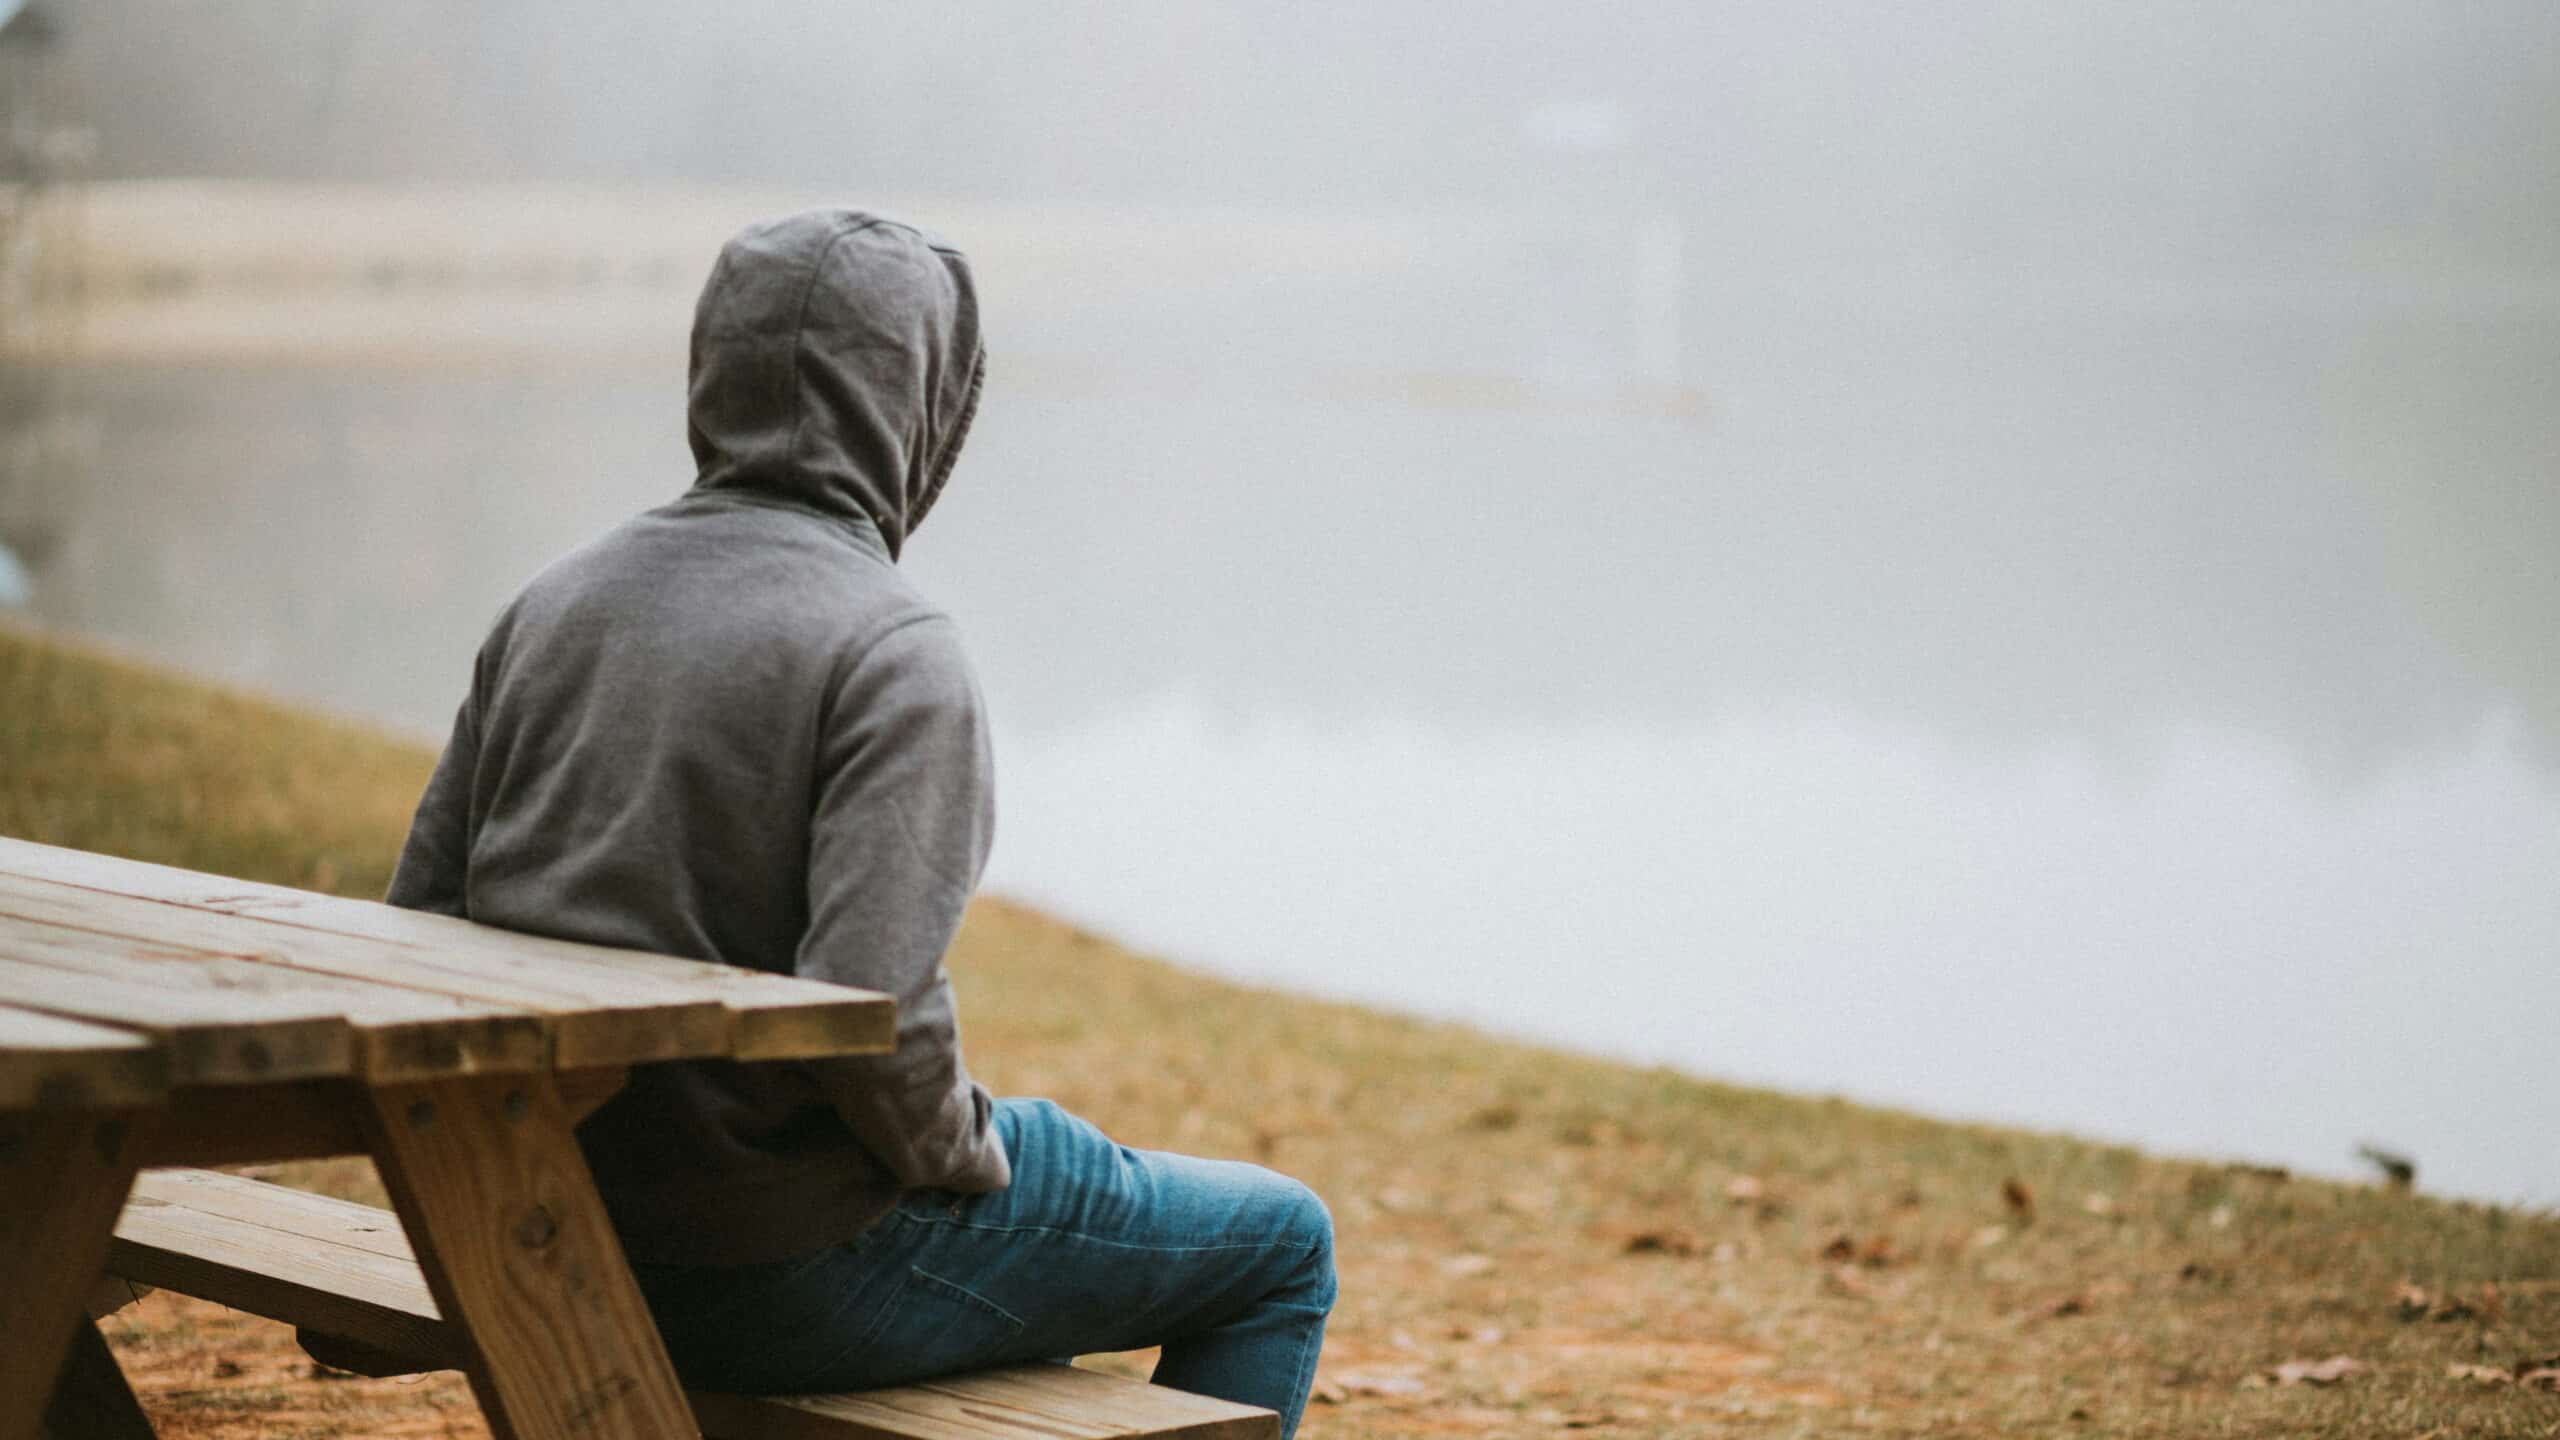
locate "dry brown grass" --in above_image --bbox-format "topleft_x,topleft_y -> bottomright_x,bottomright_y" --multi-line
6,626 -> 2557,1438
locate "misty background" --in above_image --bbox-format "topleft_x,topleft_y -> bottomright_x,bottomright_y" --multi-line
4,2 -> 2554,1202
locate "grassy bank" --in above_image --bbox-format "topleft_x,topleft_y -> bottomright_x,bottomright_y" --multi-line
4,623 -> 2555,1439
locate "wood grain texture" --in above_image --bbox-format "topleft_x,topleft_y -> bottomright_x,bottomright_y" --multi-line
692,1368 -> 1277,1440
111,1169 -> 459,1371
910,1369 -> 1275,1440
361,1074 -> 697,1440
0,873 -> 718,1070
0,952 -> 352,1085
40,1321 -> 155,1440
0,1008 -> 164,1111
0,1107 -> 156,1440
0,839 -> 894,1061
0,915 -> 543,1081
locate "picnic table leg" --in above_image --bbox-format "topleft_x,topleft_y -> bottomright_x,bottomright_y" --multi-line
360,1074 -> 696,1440
43,1321 -> 155,1440
0,1110 -> 156,1440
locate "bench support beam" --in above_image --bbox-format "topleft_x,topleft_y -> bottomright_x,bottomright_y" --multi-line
363,1073 -> 693,1440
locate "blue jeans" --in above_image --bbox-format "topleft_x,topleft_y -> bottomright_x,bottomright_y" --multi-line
630,1099 -> 1336,1438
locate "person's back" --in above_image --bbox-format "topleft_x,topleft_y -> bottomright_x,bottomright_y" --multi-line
389,210 -> 1334,1437
389,212 -> 1004,1266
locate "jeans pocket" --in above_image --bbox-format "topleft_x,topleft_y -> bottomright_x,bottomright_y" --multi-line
839,1266 -> 1028,1387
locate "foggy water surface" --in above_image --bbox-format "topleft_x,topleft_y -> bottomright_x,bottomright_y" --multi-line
10,256 -> 2556,1205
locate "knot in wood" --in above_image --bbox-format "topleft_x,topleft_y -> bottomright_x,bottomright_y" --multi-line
512,1203 -> 559,1250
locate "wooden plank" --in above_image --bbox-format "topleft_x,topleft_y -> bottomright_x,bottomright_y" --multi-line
914,1369 -> 1275,1440
129,1166 -> 417,1263
0,952 -> 351,1085
41,1320 -> 155,1440
692,1368 -> 1276,1440
0,1008 -> 165,1112
691,1386 -> 1107,1440
0,838 -> 895,1061
144,1081 -> 368,1166
0,873 -> 723,1070
363,1073 -> 697,1440
0,918 -> 539,1081
109,1173 -> 459,1370
0,1107 -> 156,1440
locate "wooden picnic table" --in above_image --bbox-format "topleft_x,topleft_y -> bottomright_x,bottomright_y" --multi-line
0,835 -> 897,1440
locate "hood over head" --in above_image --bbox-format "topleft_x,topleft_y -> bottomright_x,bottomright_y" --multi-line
687,210 -> 985,559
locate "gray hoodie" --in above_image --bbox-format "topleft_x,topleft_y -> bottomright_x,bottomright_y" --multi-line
387,210 -> 1005,1266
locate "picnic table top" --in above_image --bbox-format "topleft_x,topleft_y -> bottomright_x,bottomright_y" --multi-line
0,835 -> 897,1109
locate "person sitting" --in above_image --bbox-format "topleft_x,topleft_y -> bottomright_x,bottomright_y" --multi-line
387,209 -> 1335,1436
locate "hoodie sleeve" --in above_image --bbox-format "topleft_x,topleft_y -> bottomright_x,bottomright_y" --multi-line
385,691 -> 481,917
798,612 -> 1009,1193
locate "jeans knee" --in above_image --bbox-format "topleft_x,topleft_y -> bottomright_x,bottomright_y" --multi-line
1268,1175 -> 1336,1304
1289,1180 -> 1334,1254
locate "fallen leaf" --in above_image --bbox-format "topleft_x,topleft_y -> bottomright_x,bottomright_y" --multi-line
2037,1292 -> 2093,1319
2002,1178 -> 2036,1220
1822,1263 -> 1878,1300
1624,1229 -> 1699,1257
2393,1281 -> 2492,1323
1310,1378 -> 1348,1405
1327,1368 -> 1431,1399
1818,1233 -> 1901,1267
2266,1355 -> 2367,1387
2446,1363 -> 2512,1387
1527,1409 -> 1616,1429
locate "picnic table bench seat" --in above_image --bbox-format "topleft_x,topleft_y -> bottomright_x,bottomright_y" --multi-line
93,1168 -> 1274,1440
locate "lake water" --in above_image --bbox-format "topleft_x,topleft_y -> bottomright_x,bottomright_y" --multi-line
8,202 -> 2555,1205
